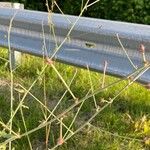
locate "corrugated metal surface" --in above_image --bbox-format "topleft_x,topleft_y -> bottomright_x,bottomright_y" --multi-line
0,8 -> 150,83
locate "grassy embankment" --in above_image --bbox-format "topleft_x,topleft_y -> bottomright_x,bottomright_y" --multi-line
0,47 -> 150,150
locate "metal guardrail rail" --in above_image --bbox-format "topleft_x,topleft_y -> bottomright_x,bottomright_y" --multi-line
0,8 -> 150,83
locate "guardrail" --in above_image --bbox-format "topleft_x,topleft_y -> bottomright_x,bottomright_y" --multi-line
0,7 -> 150,83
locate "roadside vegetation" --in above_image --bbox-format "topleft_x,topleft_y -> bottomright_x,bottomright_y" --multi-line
0,47 -> 150,150
0,0 -> 150,149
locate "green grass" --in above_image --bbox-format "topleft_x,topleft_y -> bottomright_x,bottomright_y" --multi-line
0,47 -> 150,150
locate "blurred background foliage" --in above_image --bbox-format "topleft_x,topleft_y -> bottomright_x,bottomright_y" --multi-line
2,0 -> 150,24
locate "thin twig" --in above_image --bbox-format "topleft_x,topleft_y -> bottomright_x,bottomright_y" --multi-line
63,90 -> 91,139
5,65 -> 48,127
54,1 -> 72,24
45,69 -> 77,122
17,84 -> 74,134
50,65 -> 150,150
20,104 -> 33,150
116,33 -> 137,70
89,123 -> 143,142
102,61 -> 108,88
1,65 -> 147,146
50,0 -> 91,59
0,56 -> 9,62
7,10 -> 18,150
87,65 -> 98,109
50,64 -> 77,100
0,121 -> 19,137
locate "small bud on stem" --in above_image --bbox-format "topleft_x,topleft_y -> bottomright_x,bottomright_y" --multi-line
139,44 -> 145,53
57,117 -> 64,145
46,57 -> 54,65
139,44 -> 147,64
